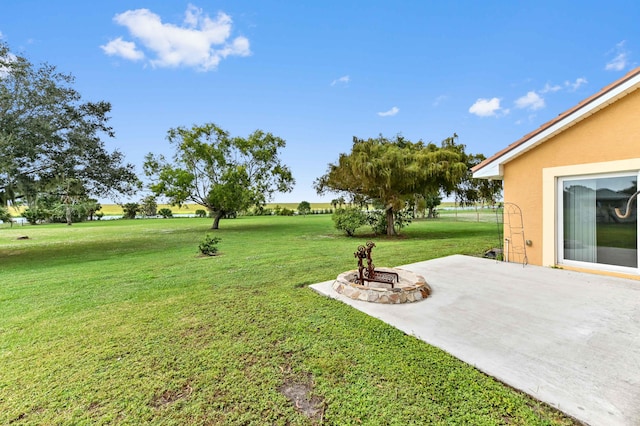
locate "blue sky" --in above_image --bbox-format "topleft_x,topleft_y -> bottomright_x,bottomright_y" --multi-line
1,1 -> 638,204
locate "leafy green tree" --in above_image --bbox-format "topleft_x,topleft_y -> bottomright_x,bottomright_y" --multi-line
85,198 -> 102,221
443,142 -> 503,219
23,208 -> 45,225
0,205 -> 12,225
121,202 -> 140,219
424,193 -> 442,219
297,201 -> 311,216
332,207 -> 367,236
0,41 -> 140,208
158,208 -> 173,218
315,135 -> 466,236
144,123 -> 294,229
140,195 -> 158,217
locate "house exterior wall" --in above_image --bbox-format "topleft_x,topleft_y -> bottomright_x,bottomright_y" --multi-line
502,88 -> 640,270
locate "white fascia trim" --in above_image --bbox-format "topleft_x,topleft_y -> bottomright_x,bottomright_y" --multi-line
472,162 -> 502,180
473,74 -> 640,180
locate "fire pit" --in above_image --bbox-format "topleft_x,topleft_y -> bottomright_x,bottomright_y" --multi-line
332,242 -> 431,304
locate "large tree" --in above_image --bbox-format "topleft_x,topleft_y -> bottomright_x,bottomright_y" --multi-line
144,123 -> 295,229
441,138 -> 503,213
315,135 -> 467,235
0,41 -> 140,215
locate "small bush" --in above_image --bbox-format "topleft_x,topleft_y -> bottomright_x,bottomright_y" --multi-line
158,208 -> 173,218
367,209 -> 413,235
121,202 -> 140,219
366,210 -> 387,235
199,234 -> 221,256
23,208 -> 46,225
195,209 -> 207,218
0,206 -> 12,224
332,207 -> 367,237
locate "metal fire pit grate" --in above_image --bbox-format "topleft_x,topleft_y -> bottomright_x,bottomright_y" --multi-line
354,241 -> 399,287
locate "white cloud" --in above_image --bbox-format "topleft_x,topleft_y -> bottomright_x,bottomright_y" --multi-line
103,4 -> 250,71
0,50 -> 17,79
101,37 -> 144,61
468,97 -> 503,117
331,75 -> 350,86
515,91 -> 545,111
540,83 -> 562,93
565,77 -> 587,91
433,94 -> 449,106
377,106 -> 399,117
605,41 -> 629,71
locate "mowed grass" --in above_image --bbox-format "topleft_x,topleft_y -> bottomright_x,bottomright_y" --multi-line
0,215 -> 576,425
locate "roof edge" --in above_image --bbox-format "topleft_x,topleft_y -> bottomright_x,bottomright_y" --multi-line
472,66 -> 640,178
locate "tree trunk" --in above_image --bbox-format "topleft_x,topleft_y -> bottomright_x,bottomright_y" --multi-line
385,206 -> 396,236
65,203 -> 73,226
211,210 -> 224,229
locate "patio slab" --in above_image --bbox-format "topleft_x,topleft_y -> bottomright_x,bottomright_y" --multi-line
310,255 -> 640,426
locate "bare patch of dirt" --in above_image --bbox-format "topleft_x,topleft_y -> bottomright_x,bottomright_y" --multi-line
196,252 -> 222,258
151,383 -> 193,408
279,373 -> 325,423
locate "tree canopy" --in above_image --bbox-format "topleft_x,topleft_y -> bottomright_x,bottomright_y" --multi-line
0,41 -> 139,222
297,200 -> 311,215
144,123 -> 295,229
315,134 -> 468,235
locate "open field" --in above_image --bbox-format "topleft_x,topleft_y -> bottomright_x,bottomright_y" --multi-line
5,201 -> 469,217
0,216 -> 575,424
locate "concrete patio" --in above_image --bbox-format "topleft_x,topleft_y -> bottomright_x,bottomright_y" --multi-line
310,255 -> 640,426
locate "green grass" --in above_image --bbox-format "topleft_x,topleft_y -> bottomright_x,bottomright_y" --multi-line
0,215 -> 576,425
597,222 -> 637,249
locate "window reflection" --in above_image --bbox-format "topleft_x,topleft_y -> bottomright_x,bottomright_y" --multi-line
563,175 -> 637,268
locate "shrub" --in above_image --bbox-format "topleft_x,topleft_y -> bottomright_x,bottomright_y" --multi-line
140,195 -> 157,217
279,207 -> 294,216
195,209 -> 207,218
23,208 -> 46,225
367,208 -> 413,235
198,234 -> 221,256
158,208 -> 173,218
0,206 -> 12,224
394,208 -> 413,233
121,203 -> 140,219
366,210 -> 387,235
332,207 -> 367,237
48,203 -> 89,224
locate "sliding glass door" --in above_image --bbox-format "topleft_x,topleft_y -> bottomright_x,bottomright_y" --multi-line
559,173 -> 638,271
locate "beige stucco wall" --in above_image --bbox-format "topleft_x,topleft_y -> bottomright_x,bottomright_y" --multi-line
502,88 -> 640,270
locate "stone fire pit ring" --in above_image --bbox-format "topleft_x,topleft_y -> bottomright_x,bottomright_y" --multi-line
333,267 -> 431,304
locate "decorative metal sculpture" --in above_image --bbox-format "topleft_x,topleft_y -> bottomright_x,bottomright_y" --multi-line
354,241 -> 399,287
614,190 -> 640,219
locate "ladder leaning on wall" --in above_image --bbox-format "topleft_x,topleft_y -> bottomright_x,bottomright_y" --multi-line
500,203 -> 528,267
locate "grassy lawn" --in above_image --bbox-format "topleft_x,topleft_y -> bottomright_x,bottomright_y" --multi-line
0,215 -> 576,425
